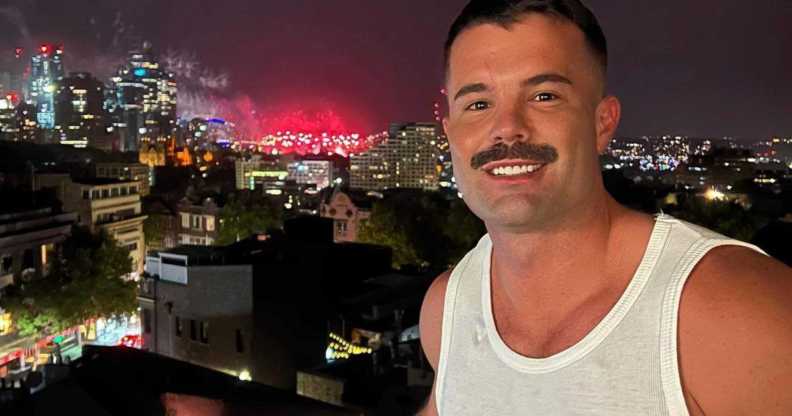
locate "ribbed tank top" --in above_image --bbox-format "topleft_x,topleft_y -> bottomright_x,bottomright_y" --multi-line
436,214 -> 766,415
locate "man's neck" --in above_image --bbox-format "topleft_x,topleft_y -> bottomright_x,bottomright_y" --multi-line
487,195 -> 646,318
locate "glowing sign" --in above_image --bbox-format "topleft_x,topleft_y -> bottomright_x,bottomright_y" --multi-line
206,118 -> 226,124
249,171 -> 288,178
134,68 -> 147,77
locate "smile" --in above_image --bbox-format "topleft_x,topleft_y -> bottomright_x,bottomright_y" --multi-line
486,163 -> 544,177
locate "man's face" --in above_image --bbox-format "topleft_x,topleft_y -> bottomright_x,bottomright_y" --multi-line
444,14 -> 619,232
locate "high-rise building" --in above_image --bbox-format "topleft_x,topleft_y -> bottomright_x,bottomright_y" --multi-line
350,122 -> 440,191
28,45 -> 65,131
109,42 -> 177,154
54,72 -> 105,148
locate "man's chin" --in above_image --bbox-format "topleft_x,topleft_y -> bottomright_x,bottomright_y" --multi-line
473,200 -> 550,232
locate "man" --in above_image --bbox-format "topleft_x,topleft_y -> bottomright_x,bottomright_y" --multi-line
419,1 -> 792,414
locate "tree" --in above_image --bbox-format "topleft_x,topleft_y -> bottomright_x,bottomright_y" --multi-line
216,192 -> 282,245
4,226 -> 137,337
359,190 -> 485,270
143,214 -> 167,246
668,195 -> 763,242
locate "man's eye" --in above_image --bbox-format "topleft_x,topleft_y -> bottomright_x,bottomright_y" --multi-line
465,101 -> 490,111
534,93 -> 557,102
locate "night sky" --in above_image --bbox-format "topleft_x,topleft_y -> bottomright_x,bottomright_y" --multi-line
1,0 -> 790,139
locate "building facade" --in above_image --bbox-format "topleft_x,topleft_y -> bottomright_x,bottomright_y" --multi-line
34,174 -> 148,276
287,160 -> 333,190
54,72 -> 105,149
319,189 -> 372,243
95,163 -> 153,196
109,42 -> 177,153
350,122 -> 440,191
235,158 -> 289,191
176,197 -> 221,246
139,225 -> 391,391
0,207 -> 77,295
28,45 -> 65,131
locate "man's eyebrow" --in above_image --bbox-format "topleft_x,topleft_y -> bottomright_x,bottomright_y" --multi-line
452,74 -> 573,102
522,73 -> 573,87
453,83 -> 488,101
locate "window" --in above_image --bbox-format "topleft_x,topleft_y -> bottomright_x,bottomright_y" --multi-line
111,187 -> 120,197
126,243 -> 138,252
83,190 -> 90,200
1,256 -> 12,274
22,249 -> 34,269
336,220 -> 348,235
190,319 -> 197,341
121,187 -> 128,196
192,215 -> 201,230
143,309 -> 151,334
200,321 -> 209,344
91,190 -> 100,199
235,329 -> 244,353
175,317 -> 182,337
130,186 -> 138,194
101,189 -> 110,198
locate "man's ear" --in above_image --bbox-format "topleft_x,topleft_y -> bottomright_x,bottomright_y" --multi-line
595,96 -> 621,153
442,117 -> 450,136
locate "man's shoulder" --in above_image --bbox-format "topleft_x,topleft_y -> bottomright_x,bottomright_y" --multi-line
679,245 -> 792,414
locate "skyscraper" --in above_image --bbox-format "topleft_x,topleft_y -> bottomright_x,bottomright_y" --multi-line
350,122 -> 440,191
54,72 -> 105,148
109,42 -> 177,154
28,45 -> 65,131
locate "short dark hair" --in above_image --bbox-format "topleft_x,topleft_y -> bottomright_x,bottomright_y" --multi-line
444,0 -> 608,74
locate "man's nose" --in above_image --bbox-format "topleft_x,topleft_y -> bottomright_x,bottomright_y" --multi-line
490,102 -> 530,144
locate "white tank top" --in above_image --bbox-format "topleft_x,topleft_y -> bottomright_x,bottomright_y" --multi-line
436,215 -> 765,415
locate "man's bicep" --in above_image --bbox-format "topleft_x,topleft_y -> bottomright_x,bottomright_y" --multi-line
419,271 -> 451,369
680,247 -> 792,415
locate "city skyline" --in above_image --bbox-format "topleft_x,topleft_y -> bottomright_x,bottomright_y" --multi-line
1,1 -> 791,139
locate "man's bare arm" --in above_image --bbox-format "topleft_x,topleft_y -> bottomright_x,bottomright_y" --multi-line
417,271 -> 451,416
680,246 -> 792,415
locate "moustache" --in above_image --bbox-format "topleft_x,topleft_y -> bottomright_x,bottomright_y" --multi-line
470,142 -> 559,170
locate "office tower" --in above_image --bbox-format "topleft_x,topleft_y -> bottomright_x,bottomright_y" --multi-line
54,72 -> 105,148
109,42 -> 177,154
28,44 -> 65,131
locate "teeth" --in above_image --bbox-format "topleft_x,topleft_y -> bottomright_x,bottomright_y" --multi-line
490,165 -> 541,176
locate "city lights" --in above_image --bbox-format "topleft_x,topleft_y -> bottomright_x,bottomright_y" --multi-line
326,332 -> 373,361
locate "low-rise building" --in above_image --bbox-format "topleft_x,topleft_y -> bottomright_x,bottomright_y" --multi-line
176,197 -> 221,246
34,174 -> 147,276
319,189 -> 372,243
139,218 -> 391,390
0,207 -> 77,295
95,162 -> 153,196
